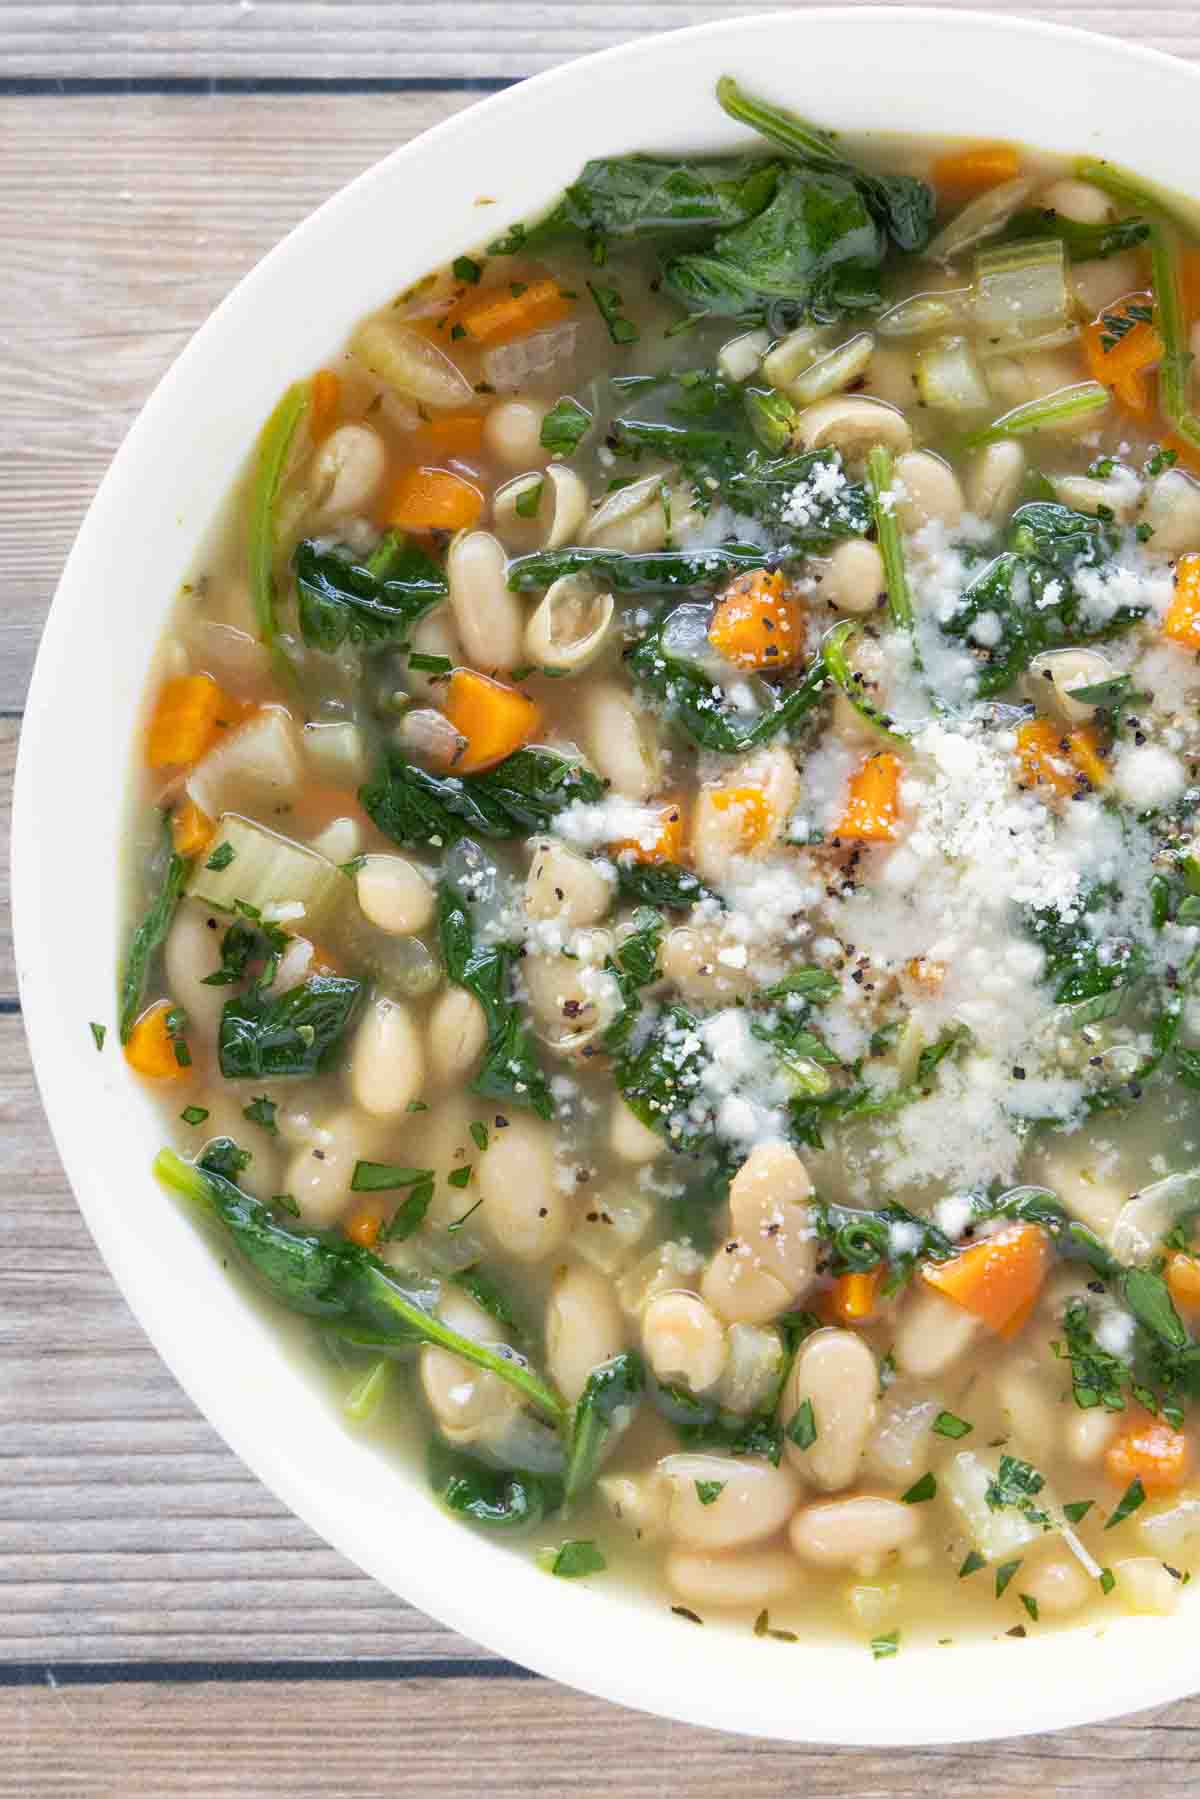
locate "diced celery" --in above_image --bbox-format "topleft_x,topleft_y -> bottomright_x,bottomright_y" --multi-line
915,335 -> 991,413
789,332 -> 876,406
189,813 -> 343,929
973,239 -> 1070,347
942,1449 -> 1060,1563
761,323 -> 831,393
717,327 -> 771,384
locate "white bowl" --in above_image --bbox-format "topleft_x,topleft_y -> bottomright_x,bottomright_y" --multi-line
15,6 -> 1200,1744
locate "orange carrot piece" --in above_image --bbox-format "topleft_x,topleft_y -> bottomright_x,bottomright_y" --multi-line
450,277 -> 571,346
171,799 -> 215,859
707,569 -> 803,671
379,466 -> 484,533
414,412 -> 485,459
442,668 -> 541,773
1105,1414 -> 1192,1494
124,1000 -> 189,1081
1166,1251 -> 1200,1313
932,143 -> 1021,196
146,673 -> 226,769
709,784 -> 772,853
835,751 -> 903,843
922,1222 -> 1051,1338
344,1204 -> 382,1249
1016,718 -> 1106,795
1164,552 -> 1200,650
1082,292 -> 1162,418
308,368 -> 341,445
610,795 -> 687,864
831,1267 -> 883,1325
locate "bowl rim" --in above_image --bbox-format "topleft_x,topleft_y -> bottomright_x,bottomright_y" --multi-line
15,5 -> 1200,1744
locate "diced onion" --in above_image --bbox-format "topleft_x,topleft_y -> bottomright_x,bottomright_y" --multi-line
482,322 -> 578,393
718,327 -> 771,384
926,176 -> 1036,262
915,335 -> 991,413
973,239 -> 1070,348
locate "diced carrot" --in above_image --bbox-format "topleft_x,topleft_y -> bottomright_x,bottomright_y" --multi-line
1166,1250 -> 1200,1313
343,1203 -> 383,1249
308,368 -> 341,445
448,277 -> 571,346
171,799 -> 215,859
378,466 -> 484,533
1164,552 -> 1200,650
922,1222 -> 1051,1339
932,143 -> 1021,197
1105,1413 -> 1192,1494
707,569 -> 803,671
146,673 -> 227,769
1082,292 -> 1162,418
835,751 -> 903,843
831,1267 -> 883,1325
124,1000 -> 190,1081
709,785 -> 772,853
609,795 -> 687,864
413,412 -> 485,459
1016,717 -> 1106,795
442,668 -> 541,773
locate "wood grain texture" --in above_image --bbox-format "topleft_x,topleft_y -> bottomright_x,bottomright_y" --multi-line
3,0 -> 1200,78
4,1673 -> 1200,1797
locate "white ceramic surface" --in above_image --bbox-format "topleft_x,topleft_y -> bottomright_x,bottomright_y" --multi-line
14,7 -> 1200,1744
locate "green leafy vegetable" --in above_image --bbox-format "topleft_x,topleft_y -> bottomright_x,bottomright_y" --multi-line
292,536 -> 447,651
242,1095 -> 278,1135
438,841 -> 552,1119
540,1539 -> 606,1577
89,1022 -> 106,1052
218,975 -> 362,1081
180,1105 -> 210,1126
985,1455 -> 1049,1526
866,444 -> 913,632
870,1631 -> 900,1660
901,1473 -> 937,1504
613,858 -> 718,912
994,1559 -> 1022,1598
1105,1476 -> 1146,1529
785,1399 -> 817,1449
156,1145 -> 565,1422
429,1439 -> 562,1529
821,619 -> 906,741
205,841 -> 235,872
361,746 -> 604,849
118,817 -> 191,1043
507,542 -> 781,596
588,280 -> 638,344
248,381 -> 307,653
996,209 -> 1150,261
933,1411 -> 973,1440
540,397 -> 593,455
959,1550 -> 986,1578
351,1162 -> 435,1193
564,1350 -> 645,1502
515,153 -> 781,251
695,1479 -> 725,1505
625,609 -> 827,752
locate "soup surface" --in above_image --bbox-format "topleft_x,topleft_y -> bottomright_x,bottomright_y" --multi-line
118,78 -> 1200,1655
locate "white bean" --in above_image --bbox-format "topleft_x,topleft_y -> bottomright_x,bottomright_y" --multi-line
1067,1406 -> 1121,1464
727,1141 -> 818,1299
347,996 -> 424,1119
483,397 -> 549,470
642,1292 -> 728,1394
420,1288 -> 517,1444
284,1107 -> 370,1226
522,943 -> 620,1059
994,1363 -> 1059,1463
427,986 -> 488,1087
598,1472 -> 671,1544
1020,1550 -> 1093,1618
1071,252 -> 1144,317
476,1113 -> 568,1261
1140,468 -> 1200,556
311,423 -> 386,519
525,838 -> 613,927
893,449 -> 964,532
864,1390 -> 941,1487
820,539 -> 886,615
660,1453 -> 800,1550
1038,178 -> 1114,226
666,1547 -> 801,1611
782,1328 -> 877,1492
609,1099 -> 666,1164
545,1263 -> 626,1403
1112,1557 -> 1181,1615
701,1239 -> 793,1326
660,925 -> 758,1007
965,440 -> 1025,522
193,1090 -> 282,1202
446,530 -> 525,672
577,681 -> 661,800
1027,647 -> 1114,725
164,901 -> 227,1042
691,746 -> 800,882
861,345 -> 917,412
892,1285 -> 980,1378
355,855 -> 435,935
789,1495 -> 921,1568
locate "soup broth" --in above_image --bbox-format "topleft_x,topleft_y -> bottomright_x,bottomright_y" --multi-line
120,79 -> 1200,1656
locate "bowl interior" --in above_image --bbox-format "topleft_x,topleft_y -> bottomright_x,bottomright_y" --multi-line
15,6 -> 1200,1744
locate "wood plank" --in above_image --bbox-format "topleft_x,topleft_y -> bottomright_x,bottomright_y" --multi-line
2,0 -> 1200,79
0,1007 -> 478,1663
3,1673 -> 1199,1797
0,90 -> 472,712
0,719 -> 13,997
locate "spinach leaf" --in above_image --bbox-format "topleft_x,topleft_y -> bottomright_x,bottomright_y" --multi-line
428,1438 -> 562,1529
997,209 -> 1151,261
812,1199 -> 954,1279
564,1350 -> 645,1501
614,1003 -> 712,1152
603,906 -> 666,1053
507,543 -> 779,595
517,154 -> 781,250
157,1145 -> 565,1420
1024,885 -> 1144,1007
943,502 -> 1143,694
438,842 -> 552,1119
360,746 -> 605,848
218,974 -> 363,1080
248,382 -> 308,653
613,859 -> 719,911
663,168 -> 884,323
118,816 -> 191,1042
625,610 -> 827,751
292,536 -> 447,651
540,397 -> 593,456
651,1380 -> 783,1464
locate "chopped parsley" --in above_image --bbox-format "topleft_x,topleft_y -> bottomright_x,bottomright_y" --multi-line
932,1411 -> 973,1440
514,478 -> 544,519
452,254 -> 482,284
785,1399 -> 817,1450
180,1105 -> 210,1126
1104,1476 -> 1146,1529
870,1631 -> 900,1660
205,841 -> 235,872
540,396 -> 592,456
89,1022 -> 107,1051
959,1551 -> 986,1578
985,1455 -> 1050,1527
695,1479 -> 725,1506
242,1094 -> 278,1135
901,1472 -> 937,1504
994,1559 -> 1022,1598
539,1539 -> 606,1579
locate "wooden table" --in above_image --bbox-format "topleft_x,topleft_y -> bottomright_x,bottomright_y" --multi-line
5,5 -> 1200,1789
